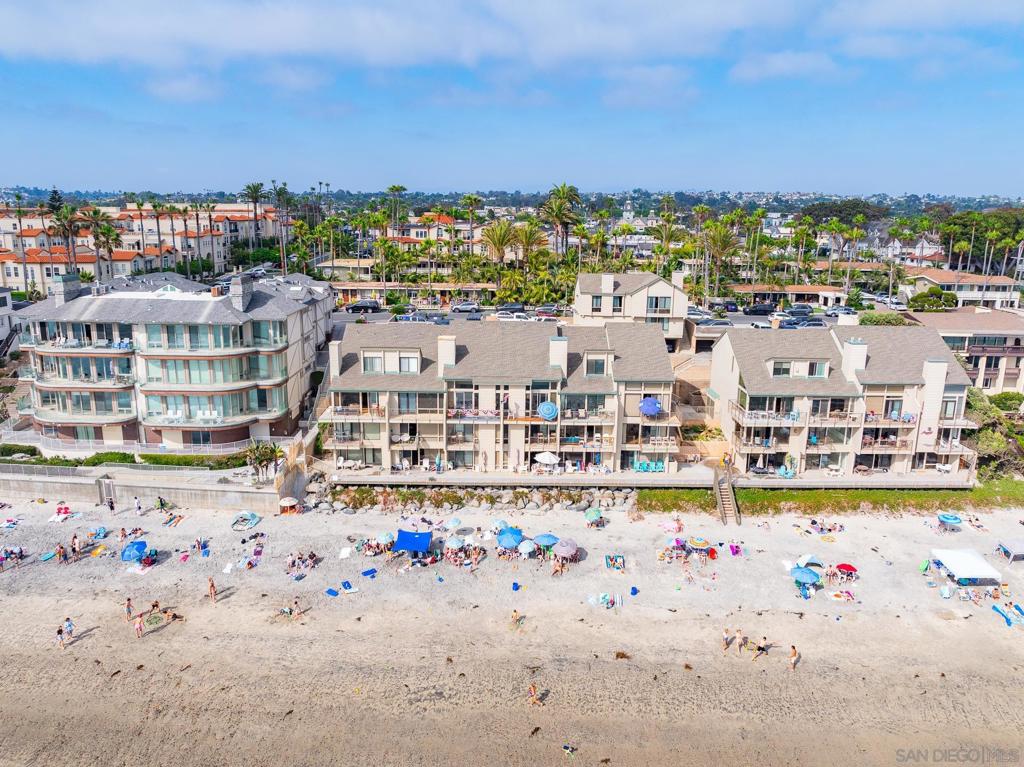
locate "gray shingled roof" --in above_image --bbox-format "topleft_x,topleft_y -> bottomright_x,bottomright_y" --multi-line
722,325 -> 971,395
576,272 -> 664,296
832,326 -> 971,386
722,329 -> 861,397
331,321 -> 672,392
107,274 -> 207,293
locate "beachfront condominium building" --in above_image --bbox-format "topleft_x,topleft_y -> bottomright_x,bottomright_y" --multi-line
320,322 -> 680,472
572,272 -> 689,352
903,268 -> 1020,309
709,326 -> 977,479
14,272 -> 334,447
907,307 -> 1024,395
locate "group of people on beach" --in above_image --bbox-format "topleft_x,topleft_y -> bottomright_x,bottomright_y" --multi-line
722,628 -> 799,670
0,545 -> 25,571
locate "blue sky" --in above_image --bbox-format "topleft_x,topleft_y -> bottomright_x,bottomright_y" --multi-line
1,0 -> 1023,195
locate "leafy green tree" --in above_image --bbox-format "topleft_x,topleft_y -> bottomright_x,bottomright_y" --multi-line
907,286 -> 956,311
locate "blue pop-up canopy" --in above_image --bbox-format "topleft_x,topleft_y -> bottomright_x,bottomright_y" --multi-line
121,540 -> 147,562
393,530 -> 432,554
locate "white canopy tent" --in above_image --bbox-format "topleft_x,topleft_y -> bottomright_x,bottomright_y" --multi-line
996,540 -> 1024,564
931,548 -> 1002,584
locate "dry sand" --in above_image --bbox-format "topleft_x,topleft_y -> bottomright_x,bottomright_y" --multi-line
1,497 -> 1023,766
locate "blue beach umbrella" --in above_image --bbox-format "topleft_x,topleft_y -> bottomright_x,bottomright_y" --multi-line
638,397 -> 663,417
790,566 -> 821,585
534,533 -> 559,547
496,528 -> 524,549
937,513 -> 962,526
517,540 -> 537,556
121,540 -> 147,562
537,401 -> 559,421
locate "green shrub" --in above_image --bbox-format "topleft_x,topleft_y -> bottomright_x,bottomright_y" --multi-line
82,451 -> 137,466
139,452 -> 248,470
859,311 -> 907,326
0,444 -> 40,457
990,391 -> 1024,412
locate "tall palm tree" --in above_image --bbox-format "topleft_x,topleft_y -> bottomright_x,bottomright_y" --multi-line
544,183 -> 581,253
952,240 -> 971,272
151,201 -> 166,267
460,193 -> 483,256
93,223 -> 122,283
650,221 -> 682,270
481,219 -> 516,267
52,205 -> 81,273
386,184 -> 407,232
705,221 -> 740,300
178,204 -> 194,278
242,182 -> 266,252
82,207 -> 113,273
132,197 -> 148,252
515,220 -> 547,267
571,223 -> 588,270
13,193 -> 27,293
192,204 -> 206,278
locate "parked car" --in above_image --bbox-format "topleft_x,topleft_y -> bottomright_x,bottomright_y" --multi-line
535,304 -> 561,317
796,317 -> 828,328
450,300 -> 481,313
787,303 -> 813,317
496,302 -> 526,313
710,299 -> 739,313
696,318 -> 734,327
532,315 -> 560,323
248,267 -> 267,278
768,311 -> 791,321
741,302 -> 775,316
495,311 -> 530,321
777,319 -> 802,329
750,321 -> 772,329
889,301 -> 908,311
825,305 -> 857,317
345,299 -> 382,314
687,307 -> 712,319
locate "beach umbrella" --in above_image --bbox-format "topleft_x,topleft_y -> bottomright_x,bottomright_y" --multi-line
836,563 -> 857,573
937,513 -> 962,526
490,519 -> 509,533
496,528 -> 524,549
517,540 -> 537,556
447,517 -> 462,529
552,539 -> 578,558
638,397 -> 663,417
687,536 -> 710,550
797,554 -> 823,568
537,401 -> 559,421
534,451 -> 560,466
279,497 -> 298,508
121,540 -> 147,562
376,532 -> 395,545
790,566 -> 821,585
444,536 -> 465,550
667,537 -> 685,548
584,508 -> 603,523
534,533 -> 559,547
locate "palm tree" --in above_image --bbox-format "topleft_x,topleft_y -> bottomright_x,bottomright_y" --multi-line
705,221 -> 740,300
132,197 -> 148,252
460,193 -> 483,255
151,201 -> 166,267
52,205 -> 81,273
571,223 -> 588,270
953,240 -> 971,272
481,219 -> 516,267
201,202 -> 217,275
650,221 -> 682,270
93,223 -> 122,283
242,182 -> 266,253
515,220 -> 547,267
192,204 -> 206,278
13,193 -> 27,293
544,183 -> 581,253
386,184 -> 407,232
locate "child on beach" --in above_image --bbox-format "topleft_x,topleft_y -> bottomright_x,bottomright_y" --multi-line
208,577 -> 217,604
789,646 -> 799,671
71,534 -> 80,563
751,637 -> 770,662
124,597 -> 133,622
63,617 -> 75,642
734,629 -> 744,655
134,614 -> 144,639
55,626 -> 65,650
528,682 -> 543,706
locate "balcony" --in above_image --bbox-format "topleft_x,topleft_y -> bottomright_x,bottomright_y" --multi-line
864,412 -> 918,427
560,408 -> 614,423
729,401 -> 805,426
621,436 -> 681,451
525,435 -> 558,448
31,372 -> 136,389
934,440 -> 975,455
32,406 -> 136,424
967,344 -> 1017,355
734,439 -> 789,454
807,411 -> 862,426
859,437 -> 912,452
447,408 -> 500,422
446,434 -> 479,447
938,415 -> 979,429
805,439 -> 849,453
25,336 -> 135,353
324,436 -> 372,449
141,411 -> 257,429
560,435 -> 614,450
330,405 -> 387,420
390,408 -> 445,422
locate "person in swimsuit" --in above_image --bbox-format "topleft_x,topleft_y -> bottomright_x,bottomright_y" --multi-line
124,597 -> 133,622
134,614 -> 144,639
734,628 -> 744,655
208,577 -> 217,603
722,628 -> 731,653
751,637 -> 769,662
63,617 -> 75,642
788,645 -> 799,671
55,627 -> 65,650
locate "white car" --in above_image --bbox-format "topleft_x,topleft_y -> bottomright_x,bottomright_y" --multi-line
750,321 -> 772,329
531,315 -> 559,323
768,311 -> 791,321
495,311 -> 530,321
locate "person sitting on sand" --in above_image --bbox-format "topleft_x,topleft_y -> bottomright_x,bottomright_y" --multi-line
528,682 -> 543,706
751,637 -> 770,662
161,608 -> 185,624
119,528 -> 128,543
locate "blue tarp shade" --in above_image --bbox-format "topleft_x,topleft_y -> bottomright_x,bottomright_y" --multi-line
393,530 -> 432,554
639,397 -> 663,416
121,540 -> 147,562
537,401 -> 559,421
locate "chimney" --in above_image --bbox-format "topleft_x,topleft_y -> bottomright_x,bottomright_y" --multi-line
52,273 -> 81,307
210,286 -> 222,298
549,335 -> 568,377
841,337 -> 868,380
671,270 -> 687,290
229,274 -> 253,312
437,334 -> 456,376
601,273 -> 615,294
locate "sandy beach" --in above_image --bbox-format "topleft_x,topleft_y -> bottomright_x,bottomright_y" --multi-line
1,496 -> 1022,767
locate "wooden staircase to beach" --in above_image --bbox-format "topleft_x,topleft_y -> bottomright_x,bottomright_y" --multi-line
714,466 -> 740,526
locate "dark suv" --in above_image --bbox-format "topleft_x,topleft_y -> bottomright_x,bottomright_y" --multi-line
787,303 -> 813,317
741,302 -> 775,316
496,302 -> 526,313
344,299 -> 382,314
710,300 -> 739,313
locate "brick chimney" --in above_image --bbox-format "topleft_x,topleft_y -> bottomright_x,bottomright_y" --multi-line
229,274 -> 253,312
52,273 -> 81,307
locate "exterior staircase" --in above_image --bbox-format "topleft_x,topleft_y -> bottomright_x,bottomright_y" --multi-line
714,465 -> 740,526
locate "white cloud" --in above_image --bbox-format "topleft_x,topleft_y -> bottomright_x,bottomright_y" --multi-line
259,64 -> 330,92
145,73 -> 220,102
601,65 -> 696,108
819,0 -> 1024,31
730,51 -> 840,82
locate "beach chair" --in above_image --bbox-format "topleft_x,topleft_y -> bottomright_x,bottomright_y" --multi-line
654,461 -> 665,472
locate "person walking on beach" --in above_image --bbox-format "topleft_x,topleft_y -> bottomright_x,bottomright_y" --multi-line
71,534 -> 80,563
292,597 -> 301,621
55,626 -> 65,650
134,496 -> 142,516
56,543 -> 68,565
722,628 -> 731,653
528,682 -> 543,707
734,629 -> 745,656
124,597 -> 134,623
134,614 -> 145,639
788,646 -> 799,671
107,497 -> 115,513
63,617 -> 75,642
751,637 -> 770,662
207,577 -> 217,604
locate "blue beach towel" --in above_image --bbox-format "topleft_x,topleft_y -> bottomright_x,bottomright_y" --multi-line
361,569 -> 377,579
325,588 -> 339,597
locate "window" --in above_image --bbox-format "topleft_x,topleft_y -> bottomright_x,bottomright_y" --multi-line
399,354 -> 419,373
362,354 -> 383,373
146,325 -> 163,348
647,296 -> 670,314
646,317 -> 669,331
772,361 -> 791,377
591,295 -> 602,312
941,398 -> 958,419
189,431 -> 212,445
612,296 -> 623,314
808,362 -> 826,378
585,358 -> 606,376
397,393 -> 417,414
188,325 -> 209,349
